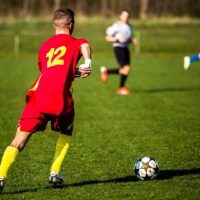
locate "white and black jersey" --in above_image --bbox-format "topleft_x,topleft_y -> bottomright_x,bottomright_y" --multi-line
106,21 -> 133,48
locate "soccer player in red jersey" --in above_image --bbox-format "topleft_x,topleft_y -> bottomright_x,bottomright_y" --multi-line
0,8 -> 92,192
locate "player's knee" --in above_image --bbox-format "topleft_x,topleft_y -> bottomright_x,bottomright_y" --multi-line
120,65 -> 130,75
126,66 -> 131,74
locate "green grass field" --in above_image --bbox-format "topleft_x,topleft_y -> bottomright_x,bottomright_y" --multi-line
0,19 -> 200,199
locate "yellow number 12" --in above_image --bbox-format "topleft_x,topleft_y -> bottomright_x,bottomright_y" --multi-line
46,46 -> 67,68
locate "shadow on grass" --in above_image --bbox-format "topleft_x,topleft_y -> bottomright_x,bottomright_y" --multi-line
133,87 -> 200,93
157,168 -> 200,180
65,175 -> 138,187
65,168 -> 200,187
2,168 -> 200,195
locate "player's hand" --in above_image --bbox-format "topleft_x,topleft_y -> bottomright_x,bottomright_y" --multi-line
132,38 -> 138,45
115,34 -> 126,44
78,67 -> 91,78
78,58 -> 92,78
118,36 -> 126,43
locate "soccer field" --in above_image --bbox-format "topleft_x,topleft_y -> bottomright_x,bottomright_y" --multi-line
0,19 -> 200,199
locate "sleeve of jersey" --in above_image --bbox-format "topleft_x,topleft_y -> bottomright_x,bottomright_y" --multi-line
106,23 -> 117,36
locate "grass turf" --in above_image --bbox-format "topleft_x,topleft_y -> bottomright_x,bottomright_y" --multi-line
0,19 -> 199,199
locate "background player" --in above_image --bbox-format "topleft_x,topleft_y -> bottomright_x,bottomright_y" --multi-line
0,8 -> 92,193
184,53 -> 200,70
100,9 -> 137,95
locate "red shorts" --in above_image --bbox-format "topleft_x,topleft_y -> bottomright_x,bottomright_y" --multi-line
18,101 -> 74,135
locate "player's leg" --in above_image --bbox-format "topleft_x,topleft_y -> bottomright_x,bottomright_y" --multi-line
190,53 -> 200,63
50,133 -> 72,173
100,66 -> 119,82
100,47 -> 121,82
10,128 -> 32,151
117,47 -> 131,95
0,129 -> 32,193
184,52 -> 200,70
117,65 -> 130,95
107,47 -> 122,75
100,66 -> 109,82
49,112 -> 74,186
119,64 -> 130,87
49,134 -> 71,186
0,100 -> 47,193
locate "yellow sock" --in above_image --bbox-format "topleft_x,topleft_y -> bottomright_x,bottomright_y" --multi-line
0,146 -> 19,178
50,134 -> 71,173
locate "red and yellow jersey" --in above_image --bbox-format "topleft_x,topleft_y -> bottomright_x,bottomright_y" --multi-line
26,34 -> 88,115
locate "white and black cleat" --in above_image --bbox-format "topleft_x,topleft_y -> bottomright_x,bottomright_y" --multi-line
0,177 -> 5,194
184,56 -> 190,70
49,172 -> 64,187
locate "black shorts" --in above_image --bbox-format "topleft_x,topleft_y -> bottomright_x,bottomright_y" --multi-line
114,47 -> 130,67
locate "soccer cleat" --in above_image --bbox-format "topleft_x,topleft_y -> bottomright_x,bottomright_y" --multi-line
184,56 -> 190,70
49,172 -> 64,186
117,87 -> 130,95
0,177 -> 5,194
100,66 -> 108,82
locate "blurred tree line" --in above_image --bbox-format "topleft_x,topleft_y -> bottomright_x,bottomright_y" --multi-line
0,0 -> 199,18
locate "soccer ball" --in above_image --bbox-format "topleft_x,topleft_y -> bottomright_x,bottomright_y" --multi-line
134,156 -> 159,180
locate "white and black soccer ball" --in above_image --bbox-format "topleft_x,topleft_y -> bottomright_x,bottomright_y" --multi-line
134,156 -> 159,180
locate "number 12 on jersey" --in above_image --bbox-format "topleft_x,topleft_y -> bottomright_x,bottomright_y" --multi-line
46,46 -> 67,68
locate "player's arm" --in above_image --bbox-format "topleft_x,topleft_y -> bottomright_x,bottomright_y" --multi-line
105,25 -> 115,42
129,24 -> 138,46
105,35 -> 116,43
78,43 -> 92,78
131,26 -> 138,45
105,24 -> 121,43
105,23 -> 126,44
105,34 -> 127,44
